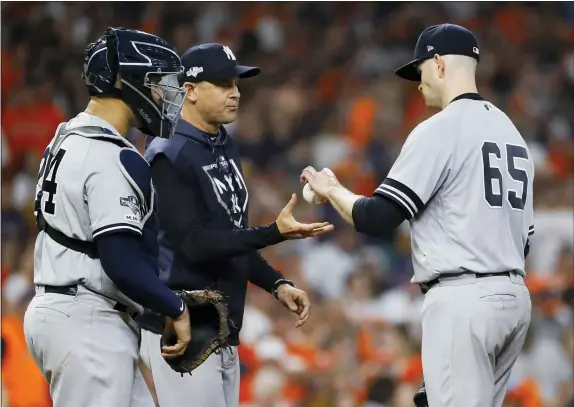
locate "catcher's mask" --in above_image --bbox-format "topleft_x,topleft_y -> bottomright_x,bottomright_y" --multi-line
82,27 -> 186,139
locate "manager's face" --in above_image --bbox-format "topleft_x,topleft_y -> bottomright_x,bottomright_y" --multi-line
185,77 -> 241,125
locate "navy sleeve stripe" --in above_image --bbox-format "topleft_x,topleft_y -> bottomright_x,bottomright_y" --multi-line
93,223 -> 142,238
383,178 -> 424,212
374,187 -> 415,219
528,230 -> 534,236
528,225 -> 534,231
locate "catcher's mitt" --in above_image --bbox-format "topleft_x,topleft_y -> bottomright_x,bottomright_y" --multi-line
413,381 -> 428,407
161,289 -> 231,375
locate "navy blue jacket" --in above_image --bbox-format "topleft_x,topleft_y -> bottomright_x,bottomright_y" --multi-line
142,120 -> 286,344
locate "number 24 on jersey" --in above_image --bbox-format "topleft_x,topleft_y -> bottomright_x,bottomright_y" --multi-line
37,147 -> 67,216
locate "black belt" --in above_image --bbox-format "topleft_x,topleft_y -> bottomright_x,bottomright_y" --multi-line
42,285 -> 131,313
419,271 -> 512,294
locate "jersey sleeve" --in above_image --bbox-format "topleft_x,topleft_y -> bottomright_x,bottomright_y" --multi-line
84,147 -> 144,239
374,122 -> 452,219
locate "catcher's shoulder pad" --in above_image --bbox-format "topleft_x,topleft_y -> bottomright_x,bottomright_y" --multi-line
118,149 -> 151,199
116,148 -> 155,224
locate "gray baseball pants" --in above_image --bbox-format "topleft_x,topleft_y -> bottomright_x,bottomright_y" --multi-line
23,286 -> 156,407
421,271 -> 531,407
139,329 -> 240,407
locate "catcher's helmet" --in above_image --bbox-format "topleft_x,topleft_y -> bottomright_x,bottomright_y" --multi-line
82,27 -> 186,139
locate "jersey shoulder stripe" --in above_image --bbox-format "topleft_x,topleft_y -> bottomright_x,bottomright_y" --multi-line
93,222 -> 142,238
375,178 -> 424,220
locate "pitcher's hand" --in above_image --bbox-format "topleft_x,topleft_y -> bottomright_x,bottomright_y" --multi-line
300,166 -> 341,198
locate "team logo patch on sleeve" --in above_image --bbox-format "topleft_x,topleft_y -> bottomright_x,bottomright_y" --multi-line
120,195 -> 141,218
125,213 -> 140,222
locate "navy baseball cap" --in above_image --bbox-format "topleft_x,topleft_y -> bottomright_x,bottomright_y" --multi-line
395,24 -> 480,82
179,43 -> 260,84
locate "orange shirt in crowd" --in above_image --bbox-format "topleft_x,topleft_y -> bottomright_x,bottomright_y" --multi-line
238,345 -> 258,404
2,102 -> 66,165
493,4 -> 529,46
505,377 -> 543,407
547,147 -> 574,180
400,353 -> 424,384
1,315 -> 51,407
346,97 -> 376,149
357,326 -> 391,364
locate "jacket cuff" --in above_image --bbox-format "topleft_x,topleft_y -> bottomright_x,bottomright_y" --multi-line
265,222 -> 286,245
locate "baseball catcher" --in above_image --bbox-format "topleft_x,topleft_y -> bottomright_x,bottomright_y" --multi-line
161,290 -> 231,375
23,27 -> 190,407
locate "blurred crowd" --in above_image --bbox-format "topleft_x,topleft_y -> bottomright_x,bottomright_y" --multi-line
1,2 -> 573,407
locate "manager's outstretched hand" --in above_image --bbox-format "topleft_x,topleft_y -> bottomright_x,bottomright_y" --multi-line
276,194 -> 334,239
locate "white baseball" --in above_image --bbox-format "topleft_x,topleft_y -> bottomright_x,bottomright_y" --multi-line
302,183 -> 323,204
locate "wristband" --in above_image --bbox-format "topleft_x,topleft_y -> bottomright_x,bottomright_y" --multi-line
272,278 -> 295,298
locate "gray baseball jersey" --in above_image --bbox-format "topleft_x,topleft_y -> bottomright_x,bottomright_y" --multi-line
375,97 -> 535,283
34,112 -> 150,311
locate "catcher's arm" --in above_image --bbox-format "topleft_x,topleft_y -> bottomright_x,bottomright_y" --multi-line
96,233 -> 186,317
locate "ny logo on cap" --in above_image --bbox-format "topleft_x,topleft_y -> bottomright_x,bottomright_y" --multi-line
186,66 -> 204,77
473,47 -> 479,55
222,45 -> 236,61
427,45 -> 434,52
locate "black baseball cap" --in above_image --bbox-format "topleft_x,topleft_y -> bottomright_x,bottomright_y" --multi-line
179,43 -> 261,84
395,24 -> 480,82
